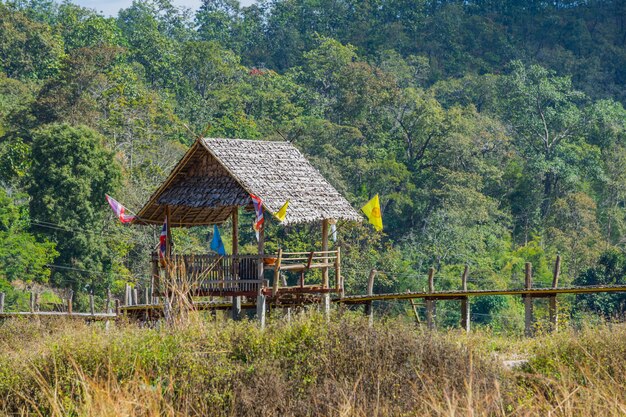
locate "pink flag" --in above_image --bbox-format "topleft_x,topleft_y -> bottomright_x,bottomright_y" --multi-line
105,194 -> 136,223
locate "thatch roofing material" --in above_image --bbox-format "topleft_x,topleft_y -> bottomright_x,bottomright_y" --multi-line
135,138 -> 361,226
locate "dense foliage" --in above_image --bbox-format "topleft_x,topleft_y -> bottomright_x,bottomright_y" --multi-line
1,0 -> 626,322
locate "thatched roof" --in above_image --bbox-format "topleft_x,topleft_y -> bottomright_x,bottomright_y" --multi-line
135,138 -> 361,226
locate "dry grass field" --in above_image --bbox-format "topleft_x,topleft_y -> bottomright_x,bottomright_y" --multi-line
0,312 -> 624,416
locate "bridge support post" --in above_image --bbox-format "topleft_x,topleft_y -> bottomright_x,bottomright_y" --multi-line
256,294 -> 266,329
426,267 -> 436,330
0,292 -> 4,313
549,255 -> 561,332
364,269 -> 377,326
460,264 -> 470,333
231,208 -> 241,321
524,262 -> 534,337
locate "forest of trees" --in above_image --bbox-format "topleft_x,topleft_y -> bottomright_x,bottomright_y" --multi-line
1,0 -> 626,326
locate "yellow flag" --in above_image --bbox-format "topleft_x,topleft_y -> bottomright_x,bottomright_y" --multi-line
361,194 -> 383,231
274,200 -> 290,222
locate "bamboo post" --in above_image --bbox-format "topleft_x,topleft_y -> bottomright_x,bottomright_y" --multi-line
321,219 -> 330,317
524,262 -> 534,337
409,299 -> 421,325
106,289 -> 111,314
133,288 -> 138,306
124,284 -> 130,306
272,248 -> 283,296
89,294 -> 95,316
257,293 -> 266,329
0,292 -> 4,313
460,264 -> 470,333
549,255 -> 561,332
231,208 -> 241,320
426,267 -> 436,330
335,246 -> 343,297
151,260 -> 158,303
364,269 -> 377,326
67,297 -> 73,316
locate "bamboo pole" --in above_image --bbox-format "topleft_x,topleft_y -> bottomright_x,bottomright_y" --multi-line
231,208 -> 241,320
106,289 -> 111,314
460,264 -> 470,333
426,268 -> 436,330
524,262 -> 534,337
409,299 -> 421,325
335,246 -> 343,297
321,219 -> 330,317
272,248 -> 283,296
364,269 -> 377,326
549,255 -> 561,332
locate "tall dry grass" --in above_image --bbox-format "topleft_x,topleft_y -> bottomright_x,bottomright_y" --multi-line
0,313 -> 625,416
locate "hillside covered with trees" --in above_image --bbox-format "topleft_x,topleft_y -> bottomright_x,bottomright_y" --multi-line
2,0 -> 626,326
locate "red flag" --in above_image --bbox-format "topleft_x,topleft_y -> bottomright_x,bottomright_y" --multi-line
105,194 -> 135,223
250,193 -> 264,239
159,216 -> 168,264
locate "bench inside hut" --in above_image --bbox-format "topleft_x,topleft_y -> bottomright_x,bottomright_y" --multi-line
134,138 -> 361,302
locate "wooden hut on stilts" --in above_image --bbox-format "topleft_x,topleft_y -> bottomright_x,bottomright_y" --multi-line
133,138 -> 361,324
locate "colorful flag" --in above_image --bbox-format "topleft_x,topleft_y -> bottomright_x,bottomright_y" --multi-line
105,194 -> 135,223
159,216 -> 168,264
250,193 -> 264,239
361,194 -> 383,231
210,224 -> 226,256
274,200 -> 289,222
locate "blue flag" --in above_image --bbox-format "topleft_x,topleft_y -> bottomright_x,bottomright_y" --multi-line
210,224 -> 226,256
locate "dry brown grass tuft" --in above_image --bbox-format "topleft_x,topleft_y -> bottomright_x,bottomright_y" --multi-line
0,313 -> 625,416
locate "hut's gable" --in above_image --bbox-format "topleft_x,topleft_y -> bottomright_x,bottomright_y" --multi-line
136,138 -> 361,226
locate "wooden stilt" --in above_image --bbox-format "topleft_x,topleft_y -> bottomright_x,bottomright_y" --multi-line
524,262 -> 534,337
231,208 -> 241,320
89,294 -> 95,316
257,294 -> 266,328
460,264 -> 470,333
0,292 -> 4,313
364,269 -> 377,326
29,292 -> 34,313
321,219 -> 330,316
426,267 -> 436,330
